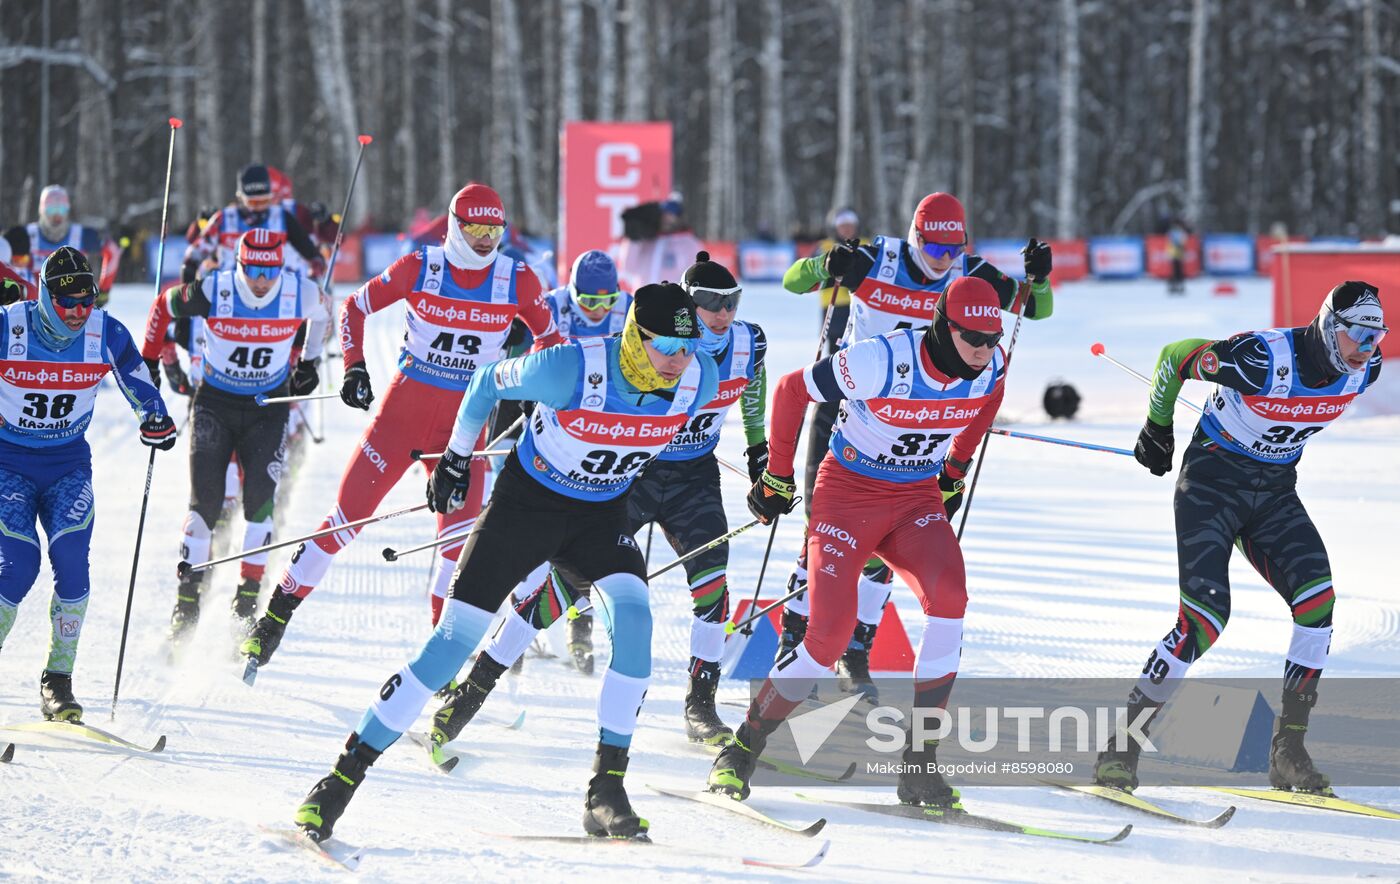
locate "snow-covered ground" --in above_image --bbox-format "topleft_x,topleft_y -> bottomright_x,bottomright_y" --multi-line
2,275 -> 1397,882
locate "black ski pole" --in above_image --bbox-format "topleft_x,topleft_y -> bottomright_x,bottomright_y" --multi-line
112,116 -> 181,720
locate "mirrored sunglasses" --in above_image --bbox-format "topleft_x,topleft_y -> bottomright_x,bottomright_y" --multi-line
689,286 -> 742,313
458,220 -> 506,240
244,264 -> 283,280
920,240 -> 965,261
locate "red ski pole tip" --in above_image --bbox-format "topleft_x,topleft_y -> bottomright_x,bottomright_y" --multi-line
1090,342 -> 1105,356
358,134 -> 373,145
169,117 -> 183,128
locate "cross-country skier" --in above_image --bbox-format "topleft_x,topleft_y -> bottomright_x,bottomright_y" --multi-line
140,230 -> 327,650
3,186 -> 121,304
776,193 -> 1053,697
431,252 -> 766,746
502,249 -> 633,664
238,183 -> 560,676
0,247 -> 175,720
1093,281 -> 1386,795
181,165 -> 326,283
707,275 -> 1008,806
290,282 -> 719,843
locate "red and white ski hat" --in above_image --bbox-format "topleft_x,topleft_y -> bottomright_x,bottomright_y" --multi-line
938,276 -> 1002,333
912,192 -> 967,246
451,183 -> 506,226
236,228 -> 285,267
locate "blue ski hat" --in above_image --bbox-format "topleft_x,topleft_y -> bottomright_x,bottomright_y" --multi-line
568,250 -> 620,306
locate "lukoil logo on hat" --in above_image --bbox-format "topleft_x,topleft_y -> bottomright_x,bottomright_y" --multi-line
941,276 -> 1002,333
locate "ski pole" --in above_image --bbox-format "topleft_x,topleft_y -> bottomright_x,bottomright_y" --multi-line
985,427 -> 1133,457
714,456 -> 749,480
291,402 -> 324,444
317,134 -> 373,297
1090,342 -> 1204,414
648,518 -> 762,582
956,280 -> 1031,541
727,578 -> 807,635
642,522 -> 654,568
178,502 -> 429,575
113,116 -> 181,721
735,279 -> 837,635
383,527 -> 473,562
411,413 -> 526,462
256,390 -> 342,406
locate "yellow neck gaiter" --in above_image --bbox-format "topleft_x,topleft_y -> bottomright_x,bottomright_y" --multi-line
618,313 -> 678,392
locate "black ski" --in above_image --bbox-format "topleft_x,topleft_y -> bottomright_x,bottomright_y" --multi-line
476,829 -> 830,869
796,793 -> 1132,844
0,720 -> 166,753
1,742 -> 13,763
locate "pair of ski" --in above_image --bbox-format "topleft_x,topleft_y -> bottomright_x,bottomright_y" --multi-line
1055,780 -> 1400,823
651,783 -> 1133,846
0,720 -> 167,756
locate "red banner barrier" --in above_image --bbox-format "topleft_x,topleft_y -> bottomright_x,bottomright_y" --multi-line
1146,234 -> 1201,279
558,122 -> 672,283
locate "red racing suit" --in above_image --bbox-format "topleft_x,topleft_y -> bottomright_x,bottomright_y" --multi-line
273,246 -> 559,615
756,329 -> 1006,724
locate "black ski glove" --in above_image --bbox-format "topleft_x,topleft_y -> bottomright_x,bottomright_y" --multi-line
1134,420 -> 1174,476
290,358 -> 321,398
164,360 -> 193,396
746,470 -> 797,525
427,448 -> 472,514
139,414 -> 178,451
341,361 -> 374,410
939,455 -> 971,519
744,441 -> 769,484
822,239 -> 861,287
1022,238 -> 1052,283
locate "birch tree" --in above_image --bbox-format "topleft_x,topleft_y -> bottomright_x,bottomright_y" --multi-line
829,0 -> 857,217
758,0 -> 791,233
1055,0 -> 1079,239
1184,0 -> 1208,226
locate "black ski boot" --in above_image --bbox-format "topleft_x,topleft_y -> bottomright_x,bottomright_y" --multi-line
294,735 -> 381,842
39,670 -> 83,722
431,653 -> 508,747
707,720 -> 770,800
836,620 -> 880,702
1093,692 -> 1158,792
896,737 -> 958,807
569,612 -> 595,675
583,744 -> 649,839
167,572 -> 203,653
684,659 -> 734,746
230,577 -> 260,642
774,607 -> 808,666
1268,690 -> 1330,793
240,590 -> 302,667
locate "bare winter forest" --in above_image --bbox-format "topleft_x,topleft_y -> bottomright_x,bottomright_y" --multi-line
1,0 -> 1396,241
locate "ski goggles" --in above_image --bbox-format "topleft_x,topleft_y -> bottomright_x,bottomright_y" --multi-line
688,285 -> 742,313
1338,316 -> 1388,349
45,274 -> 98,308
941,310 -> 1003,349
241,193 -> 276,212
242,264 -> 283,280
42,204 -> 70,222
575,290 -> 621,310
919,238 -> 966,261
639,327 -> 696,357
53,291 -> 97,310
456,219 -> 506,241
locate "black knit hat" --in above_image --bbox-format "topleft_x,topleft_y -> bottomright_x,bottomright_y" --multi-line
631,281 -> 700,339
682,251 -> 739,292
